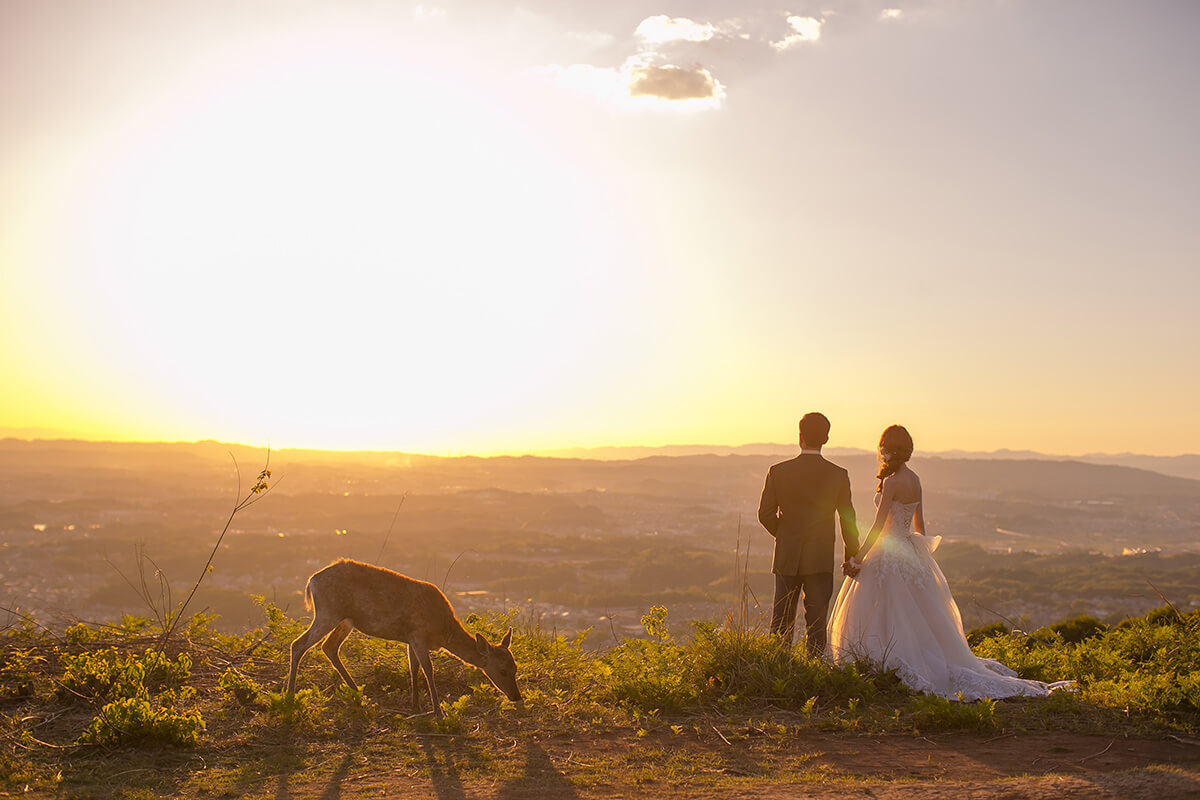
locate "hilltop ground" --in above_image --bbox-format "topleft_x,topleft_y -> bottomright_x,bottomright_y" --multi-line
193,730 -> 1200,800
8,720 -> 1200,799
3,603 -> 1199,800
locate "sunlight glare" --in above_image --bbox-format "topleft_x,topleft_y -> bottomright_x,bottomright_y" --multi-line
38,32 -> 628,450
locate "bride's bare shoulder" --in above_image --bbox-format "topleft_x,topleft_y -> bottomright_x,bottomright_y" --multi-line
884,469 -> 921,502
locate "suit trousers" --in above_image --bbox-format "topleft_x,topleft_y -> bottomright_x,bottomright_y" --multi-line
770,572 -> 834,657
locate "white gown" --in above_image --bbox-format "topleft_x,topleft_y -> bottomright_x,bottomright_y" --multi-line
827,495 -> 1071,700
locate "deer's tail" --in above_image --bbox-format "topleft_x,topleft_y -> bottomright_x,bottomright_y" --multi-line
304,577 -> 314,614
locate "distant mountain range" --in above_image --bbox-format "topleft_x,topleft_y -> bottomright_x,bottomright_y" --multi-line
2,436 -> 1199,484
538,444 -> 1200,482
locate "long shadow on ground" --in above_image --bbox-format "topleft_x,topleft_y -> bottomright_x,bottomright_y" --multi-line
496,738 -> 581,800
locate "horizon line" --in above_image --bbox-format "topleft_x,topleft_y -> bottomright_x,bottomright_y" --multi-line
1,434 -> 1196,462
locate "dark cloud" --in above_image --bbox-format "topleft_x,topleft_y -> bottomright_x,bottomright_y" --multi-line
627,63 -> 720,101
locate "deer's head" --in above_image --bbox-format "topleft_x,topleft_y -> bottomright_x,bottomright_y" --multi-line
475,628 -> 521,704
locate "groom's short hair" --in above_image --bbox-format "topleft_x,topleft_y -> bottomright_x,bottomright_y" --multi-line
799,412 -> 831,447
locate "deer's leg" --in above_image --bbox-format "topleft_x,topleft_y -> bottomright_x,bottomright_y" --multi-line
288,613 -> 341,696
407,644 -> 421,711
413,644 -> 441,719
321,619 -> 357,692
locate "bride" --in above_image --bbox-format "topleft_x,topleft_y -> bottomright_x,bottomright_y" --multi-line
827,425 -> 1071,700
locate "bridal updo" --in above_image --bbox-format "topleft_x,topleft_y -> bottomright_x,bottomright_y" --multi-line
876,425 -> 914,492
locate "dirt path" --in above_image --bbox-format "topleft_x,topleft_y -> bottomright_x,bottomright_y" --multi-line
254,733 -> 1200,800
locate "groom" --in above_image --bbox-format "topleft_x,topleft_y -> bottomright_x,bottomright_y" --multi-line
758,412 -> 861,657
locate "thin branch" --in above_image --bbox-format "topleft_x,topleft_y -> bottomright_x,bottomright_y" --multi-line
970,596 -> 1057,649
0,605 -> 64,642
1143,575 -> 1185,622
376,493 -> 408,562
158,448 -> 274,650
604,607 -> 620,645
104,544 -> 170,630
1076,740 -> 1115,764
440,549 -> 473,593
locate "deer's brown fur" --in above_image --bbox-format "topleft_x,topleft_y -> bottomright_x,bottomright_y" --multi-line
286,559 -> 520,718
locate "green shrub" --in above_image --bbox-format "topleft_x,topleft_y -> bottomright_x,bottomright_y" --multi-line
641,606 -> 671,642
971,632 -> 1068,683
248,596 -> 308,659
907,693 -> 999,732
0,647 -> 46,699
264,688 -> 325,728
599,638 -> 696,712
1070,609 -> 1200,714
59,648 -> 191,702
964,606 -> 1200,719
64,622 -> 99,645
966,622 -> 1009,647
330,685 -> 377,726
218,668 -> 263,708
595,622 -> 886,715
79,693 -> 204,747
691,625 -> 882,709
1141,606 -> 1189,628
119,614 -> 153,634
1048,615 -> 1107,644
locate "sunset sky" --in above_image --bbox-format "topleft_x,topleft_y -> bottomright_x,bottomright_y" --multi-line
2,0 -> 1197,456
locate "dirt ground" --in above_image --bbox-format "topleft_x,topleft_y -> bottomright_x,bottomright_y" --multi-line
252,732 -> 1200,800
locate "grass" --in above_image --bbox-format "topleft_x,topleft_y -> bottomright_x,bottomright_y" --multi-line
0,602 -> 1197,797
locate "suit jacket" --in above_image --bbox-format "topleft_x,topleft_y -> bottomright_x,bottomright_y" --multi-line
758,453 -> 860,576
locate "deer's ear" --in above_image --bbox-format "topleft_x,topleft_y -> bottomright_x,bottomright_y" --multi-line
500,628 -> 513,649
475,632 -> 488,653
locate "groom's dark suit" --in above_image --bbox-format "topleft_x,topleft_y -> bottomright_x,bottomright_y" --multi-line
758,452 -> 860,656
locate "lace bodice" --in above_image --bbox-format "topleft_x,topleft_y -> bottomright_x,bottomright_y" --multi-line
870,493 -> 938,587
880,497 -> 918,537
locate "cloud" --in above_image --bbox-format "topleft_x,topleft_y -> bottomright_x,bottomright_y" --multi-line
538,57 -> 725,111
412,4 -> 447,23
628,63 -> 723,103
634,15 -> 719,45
770,15 -> 823,51
538,4 -> 938,110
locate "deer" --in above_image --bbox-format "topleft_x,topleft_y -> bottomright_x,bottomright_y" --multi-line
285,559 -> 521,718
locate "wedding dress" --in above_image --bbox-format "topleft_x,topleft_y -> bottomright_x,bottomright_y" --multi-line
827,494 -> 1071,700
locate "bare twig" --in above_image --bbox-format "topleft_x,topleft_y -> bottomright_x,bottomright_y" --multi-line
1076,739 -> 1115,764
1143,576 -> 1185,622
604,608 -> 620,645
104,544 -> 171,630
440,549 -> 473,593
158,449 -> 275,650
0,605 -> 64,642
970,596 -> 1057,649
0,727 -> 81,751
983,732 -> 1017,743
376,493 -> 408,562
711,725 -> 732,746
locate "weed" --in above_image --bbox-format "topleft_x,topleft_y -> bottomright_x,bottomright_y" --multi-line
79,693 -> 205,747
907,693 -> 999,733
264,688 -> 324,728
59,648 -> 190,702
218,668 -> 263,708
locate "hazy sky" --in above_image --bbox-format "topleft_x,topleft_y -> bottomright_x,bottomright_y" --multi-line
2,0 -> 1198,456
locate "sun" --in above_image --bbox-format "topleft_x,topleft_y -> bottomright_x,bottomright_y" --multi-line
21,30 -> 636,451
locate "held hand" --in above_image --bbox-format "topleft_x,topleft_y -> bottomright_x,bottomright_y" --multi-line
841,558 -> 861,579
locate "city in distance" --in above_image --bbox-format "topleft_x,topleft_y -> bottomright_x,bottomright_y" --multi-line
2,437 -> 1197,639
